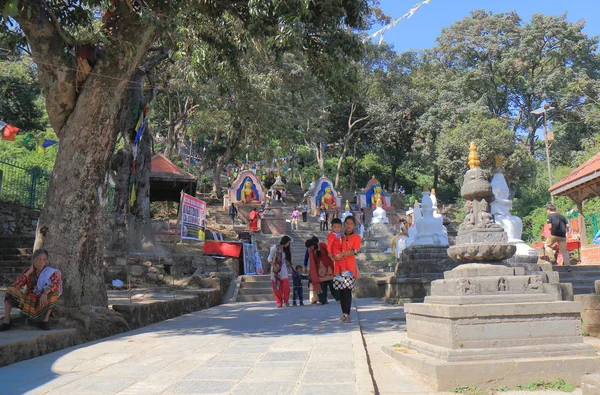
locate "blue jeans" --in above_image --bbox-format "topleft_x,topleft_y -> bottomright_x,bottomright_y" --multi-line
293,286 -> 303,303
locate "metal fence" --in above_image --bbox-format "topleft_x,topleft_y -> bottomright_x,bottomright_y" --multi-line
0,160 -> 50,209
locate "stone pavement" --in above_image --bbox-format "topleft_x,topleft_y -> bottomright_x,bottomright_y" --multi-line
0,301 -> 373,395
0,298 -> 592,395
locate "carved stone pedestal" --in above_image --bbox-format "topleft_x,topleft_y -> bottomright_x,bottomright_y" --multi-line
389,263 -> 599,390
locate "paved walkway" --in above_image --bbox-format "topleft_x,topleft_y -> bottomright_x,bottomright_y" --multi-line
0,302 -> 373,395
0,298 -> 590,395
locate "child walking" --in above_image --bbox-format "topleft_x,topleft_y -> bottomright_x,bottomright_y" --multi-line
292,265 -> 305,306
291,207 -> 301,231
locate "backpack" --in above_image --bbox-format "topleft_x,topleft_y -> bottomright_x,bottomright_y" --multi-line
229,207 -> 236,216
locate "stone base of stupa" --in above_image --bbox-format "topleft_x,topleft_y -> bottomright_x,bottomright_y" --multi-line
384,335 -> 598,391
387,263 -> 600,390
384,246 -> 461,304
362,223 -> 396,253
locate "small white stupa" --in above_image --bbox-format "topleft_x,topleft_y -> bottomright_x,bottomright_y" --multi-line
341,200 -> 353,223
413,189 -> 449,246
371,197 -> 389,224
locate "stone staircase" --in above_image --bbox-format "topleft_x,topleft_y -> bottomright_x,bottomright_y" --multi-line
235,274 -> 310,302
0,236 -> 34,285
554,265 -> 600,295
235,200 -> 328,302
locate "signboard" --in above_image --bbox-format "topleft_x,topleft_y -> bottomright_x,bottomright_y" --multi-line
180,193 -> 206,241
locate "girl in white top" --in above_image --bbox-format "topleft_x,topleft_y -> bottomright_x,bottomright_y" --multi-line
268,235 -> 292,307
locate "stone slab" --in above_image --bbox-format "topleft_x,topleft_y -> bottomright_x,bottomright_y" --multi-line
582,373 -> 600,395
405,300 -> 582,317
383,343 -> 600,391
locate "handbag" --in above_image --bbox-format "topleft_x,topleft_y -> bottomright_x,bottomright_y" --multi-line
333,275 -> 356,290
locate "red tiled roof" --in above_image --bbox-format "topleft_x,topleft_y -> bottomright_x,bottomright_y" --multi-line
151,153 -> 196,181
549,151 -> 600,194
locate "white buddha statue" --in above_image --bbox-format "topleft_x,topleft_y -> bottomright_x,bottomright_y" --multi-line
371,197 -> 389,224
413,189 -> 449,246
406,200 -> 420,246
491,156 -> 537,261
430,188 -> 442,219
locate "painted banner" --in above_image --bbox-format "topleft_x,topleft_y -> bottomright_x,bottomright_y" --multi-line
180,193 -> 206,241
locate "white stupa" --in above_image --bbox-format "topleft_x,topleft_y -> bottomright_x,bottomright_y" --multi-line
371,197 -> 389,224
413,190 -> 449,246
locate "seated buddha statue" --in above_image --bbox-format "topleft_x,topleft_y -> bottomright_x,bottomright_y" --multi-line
241,180 -> 258,203
370,185 -> 392,209
321,187 -> 337,210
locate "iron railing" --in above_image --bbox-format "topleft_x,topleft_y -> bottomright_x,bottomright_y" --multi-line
0,160 -> 50,209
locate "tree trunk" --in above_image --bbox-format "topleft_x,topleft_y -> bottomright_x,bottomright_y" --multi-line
389,163 -> 398,192
315,141 -> 325,176
349,143 -> 359,192
129,121 -> 155,251
290,149 -> 296,184
21,5 -> 158,307
212,122 -> 242,198
334,143 -> 349,189
433,166 -> 440,191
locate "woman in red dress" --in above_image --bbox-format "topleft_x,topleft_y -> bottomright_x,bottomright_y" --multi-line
332,216 -> 361,323
248,208 -> 260,232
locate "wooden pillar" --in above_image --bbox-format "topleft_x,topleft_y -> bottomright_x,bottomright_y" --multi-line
578,200 -> 587,247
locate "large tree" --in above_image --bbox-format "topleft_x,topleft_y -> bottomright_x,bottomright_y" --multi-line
1,0 -> 372,307
435,10 -> 600,155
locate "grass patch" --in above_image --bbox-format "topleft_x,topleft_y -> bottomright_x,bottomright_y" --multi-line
392,343 -> 403,348
490,386 -> 509,392
452,386 -> 484,394
515,378 -> 575,392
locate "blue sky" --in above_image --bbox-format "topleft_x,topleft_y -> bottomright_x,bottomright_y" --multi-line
370,0 -> 600,53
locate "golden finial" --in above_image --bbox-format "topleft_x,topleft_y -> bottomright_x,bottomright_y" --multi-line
376,197 -> 383,208
431,188 -> 436,195
422,186 -> 429,192
414,199 -> 419,206
468,142 -> 480,169
495,155 -> 505,168
345,199 -> 351,211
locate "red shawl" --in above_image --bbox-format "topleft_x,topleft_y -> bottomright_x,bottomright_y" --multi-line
308,242 -> 336,292
308,248 -> 322,292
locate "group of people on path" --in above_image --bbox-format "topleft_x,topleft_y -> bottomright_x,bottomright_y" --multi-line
268,216 -> 361,323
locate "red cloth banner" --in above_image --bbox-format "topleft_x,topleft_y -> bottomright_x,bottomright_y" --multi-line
203,241 -> 243,258
2,124 -> 19,141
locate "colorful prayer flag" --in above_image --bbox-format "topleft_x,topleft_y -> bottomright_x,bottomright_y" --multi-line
42,139 -> 58,148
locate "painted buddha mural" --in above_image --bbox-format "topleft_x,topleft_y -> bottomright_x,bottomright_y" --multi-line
366,183 -> 392,209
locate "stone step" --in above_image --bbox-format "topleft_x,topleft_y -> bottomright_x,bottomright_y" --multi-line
554,265 -> 600,272
0,238 -> 35,248
241,275 -> 271,282
0,247 -> 33,256
236,293 -> 314,303
573,285 -> 595,294
238,287 -> 310,295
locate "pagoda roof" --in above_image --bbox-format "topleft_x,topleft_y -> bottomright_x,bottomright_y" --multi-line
549,151 -> 600,202
150,153 -> 196,182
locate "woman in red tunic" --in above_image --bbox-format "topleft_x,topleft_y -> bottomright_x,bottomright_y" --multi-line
332,216 -> 361,323
248,208 -> 260,232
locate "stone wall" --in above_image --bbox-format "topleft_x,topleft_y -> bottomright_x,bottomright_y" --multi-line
0,203 -> 39,237
103,254 -> 238,284
112,289 -> 220,330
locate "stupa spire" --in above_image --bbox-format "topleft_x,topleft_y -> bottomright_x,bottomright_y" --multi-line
468,142 -> 480,169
